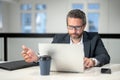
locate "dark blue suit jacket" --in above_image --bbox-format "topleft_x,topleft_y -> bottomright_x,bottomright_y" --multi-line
52,31 -> 110,66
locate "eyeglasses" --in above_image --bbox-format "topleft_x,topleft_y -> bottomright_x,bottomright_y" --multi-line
67,25 -> 83,30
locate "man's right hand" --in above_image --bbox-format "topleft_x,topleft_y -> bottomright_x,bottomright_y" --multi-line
21,45 -> 39,63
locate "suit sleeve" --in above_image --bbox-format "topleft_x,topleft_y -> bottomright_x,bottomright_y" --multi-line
92,34 -> 110,66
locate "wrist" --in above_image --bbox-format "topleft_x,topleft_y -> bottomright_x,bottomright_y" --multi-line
91,58 -> 99,66
33,56 -> 39,63
91,58 -> 95,66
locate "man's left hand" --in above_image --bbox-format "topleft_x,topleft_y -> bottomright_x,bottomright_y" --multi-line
84,57 -> 95,69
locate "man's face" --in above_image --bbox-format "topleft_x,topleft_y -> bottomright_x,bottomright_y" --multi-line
67,17 -> 85,39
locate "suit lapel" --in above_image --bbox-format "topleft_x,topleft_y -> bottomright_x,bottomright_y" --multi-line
63,34 -> 70,43
83,32 -> 91,57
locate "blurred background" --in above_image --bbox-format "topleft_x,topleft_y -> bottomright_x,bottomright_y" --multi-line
0,0 -> 120,64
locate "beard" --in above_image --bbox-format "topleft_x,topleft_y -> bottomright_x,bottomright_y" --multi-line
70,33 -> 82,39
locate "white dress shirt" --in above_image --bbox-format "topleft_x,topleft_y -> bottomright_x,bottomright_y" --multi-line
70,35 -> 99,66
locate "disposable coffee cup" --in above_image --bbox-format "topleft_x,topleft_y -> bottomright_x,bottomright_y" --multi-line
39,55 -> 51,75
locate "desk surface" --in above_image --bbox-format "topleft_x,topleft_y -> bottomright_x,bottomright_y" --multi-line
0,64 -> 120,80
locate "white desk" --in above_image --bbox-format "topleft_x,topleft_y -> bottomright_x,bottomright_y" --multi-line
0,64 -> 120,80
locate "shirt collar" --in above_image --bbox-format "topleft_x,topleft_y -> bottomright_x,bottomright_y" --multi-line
70,35 -> 83,44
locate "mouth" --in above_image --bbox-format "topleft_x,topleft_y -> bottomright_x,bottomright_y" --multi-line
71,34 -> 79,38
72,33 -> 79,36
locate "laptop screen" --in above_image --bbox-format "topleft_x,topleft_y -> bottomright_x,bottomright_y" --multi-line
38,43 -> 84,72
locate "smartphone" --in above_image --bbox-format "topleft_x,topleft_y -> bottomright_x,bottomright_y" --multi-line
101,68 -> 111,74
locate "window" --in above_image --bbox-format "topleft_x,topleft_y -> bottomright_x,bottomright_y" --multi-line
21,4 -> 32,33
35,4 -> 46,33
72,3 -> 100,32
21,4 -> 32,11
20,4 -> 46,33
36,13 -> 46,33
88,13 -> 99,32
88,3 -> 100,10
36,4 -> 46,10
88,3 -> 100,32
21,13 -> 32,33
72,4 -> 83,10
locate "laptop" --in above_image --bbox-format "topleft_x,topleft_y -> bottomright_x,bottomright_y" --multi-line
0,60 -> 39,71
38,43 -> 84,73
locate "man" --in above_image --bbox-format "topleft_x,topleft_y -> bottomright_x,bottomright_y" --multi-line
21,9 -> 110,68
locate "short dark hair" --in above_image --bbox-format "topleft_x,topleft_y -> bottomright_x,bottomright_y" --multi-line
66,9 -> 86,26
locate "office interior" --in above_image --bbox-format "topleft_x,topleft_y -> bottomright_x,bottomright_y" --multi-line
0,0 -> 120,65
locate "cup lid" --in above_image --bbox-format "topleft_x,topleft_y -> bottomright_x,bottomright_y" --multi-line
40,55 -> 51,61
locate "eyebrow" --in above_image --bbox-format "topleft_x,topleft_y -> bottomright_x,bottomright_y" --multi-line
68,25 -> 83,27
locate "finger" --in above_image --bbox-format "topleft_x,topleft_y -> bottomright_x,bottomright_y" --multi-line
88,59 -> 94,67
84,57 -> 88,63
25,59 -> 32,63
22,49 -> 32,58
87,61 -> 92,67
21,50 -> 27,55
24,55 -> 30,59
22,53 -> 26,57
25,56 -> 33,62
85,59 -> 93,68
84,57 -> 88,65
84,57 -> 87,61
84,60 -> 89,67
22,45 -> 29,52
21,51 -> 27,58
21,51 -> 30,59
22,53 -> 29,58
84,59 -> 91,68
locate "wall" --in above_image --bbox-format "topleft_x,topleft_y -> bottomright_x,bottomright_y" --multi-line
1,0 -> 120,33
7,0 -> 69,33
0,0 -> 120,63
108,0 -> 120,33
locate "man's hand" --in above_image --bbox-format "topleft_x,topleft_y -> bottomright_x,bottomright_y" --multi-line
21,45 -> 39,63
84,57 -> 95,69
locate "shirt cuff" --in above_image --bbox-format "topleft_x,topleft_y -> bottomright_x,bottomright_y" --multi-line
91,58 -> 100,66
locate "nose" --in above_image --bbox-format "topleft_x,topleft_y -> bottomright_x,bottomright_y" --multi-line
72,28 -> 77,33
